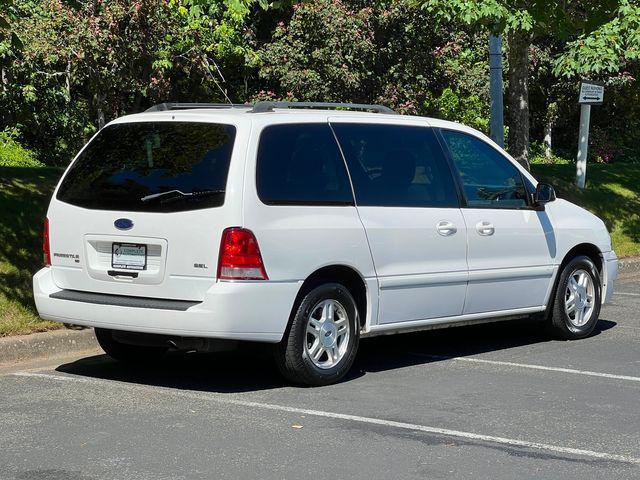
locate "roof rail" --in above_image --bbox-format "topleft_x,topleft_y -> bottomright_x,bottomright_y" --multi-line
145,102 -> 250,112
250,101 -> 396,114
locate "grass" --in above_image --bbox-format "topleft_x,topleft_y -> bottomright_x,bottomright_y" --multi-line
0,162 -> 638,336
531,161 -> 640,258
0,167 -> 62,336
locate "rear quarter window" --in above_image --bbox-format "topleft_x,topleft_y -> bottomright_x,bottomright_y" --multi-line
57,122 -> 236,212
256,123 -> 354,206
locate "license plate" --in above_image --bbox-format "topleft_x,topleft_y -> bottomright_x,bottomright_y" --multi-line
111,243 -> 147,271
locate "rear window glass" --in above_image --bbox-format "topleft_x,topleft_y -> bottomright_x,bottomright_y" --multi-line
256,123 -> 354,206
57,122 -> 236,212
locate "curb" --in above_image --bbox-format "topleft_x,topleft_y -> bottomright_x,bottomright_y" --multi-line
0,328 -> 99,365
618,256 -> 640,275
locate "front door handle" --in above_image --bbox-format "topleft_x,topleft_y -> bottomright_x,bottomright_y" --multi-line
476,221 -> 495,236
436,220 -> 457,236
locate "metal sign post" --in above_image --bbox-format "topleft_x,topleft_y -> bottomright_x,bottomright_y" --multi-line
576,80 -> 604,189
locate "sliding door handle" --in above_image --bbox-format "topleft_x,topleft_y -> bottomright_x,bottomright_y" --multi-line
476,221 -> 495,236
436,220 -> 457,236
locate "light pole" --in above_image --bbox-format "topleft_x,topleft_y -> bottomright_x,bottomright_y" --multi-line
489,34 -> 504,148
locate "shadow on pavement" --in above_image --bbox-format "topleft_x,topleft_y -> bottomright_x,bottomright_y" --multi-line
56,318 -> 617,393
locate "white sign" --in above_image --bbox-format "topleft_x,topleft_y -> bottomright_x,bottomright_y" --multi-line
579,81 -> 604,105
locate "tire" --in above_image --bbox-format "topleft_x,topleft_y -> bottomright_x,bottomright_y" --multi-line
548,255 -> 602,340
94,328 -> 168,363
276,283 -> 360,386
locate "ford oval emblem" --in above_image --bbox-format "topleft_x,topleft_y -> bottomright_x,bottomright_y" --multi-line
114,218 -> 133,230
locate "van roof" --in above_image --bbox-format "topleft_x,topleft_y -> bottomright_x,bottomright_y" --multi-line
110,101 -> 468,132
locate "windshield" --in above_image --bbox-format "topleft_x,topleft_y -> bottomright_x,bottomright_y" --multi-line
56,122 -> 236,212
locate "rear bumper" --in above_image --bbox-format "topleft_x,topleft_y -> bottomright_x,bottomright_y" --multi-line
603,250 -> 618,304
33,267 -> 300,343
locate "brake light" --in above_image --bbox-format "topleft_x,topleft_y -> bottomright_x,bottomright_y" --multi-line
43,218 -> 51,266
217,227 -> 268,280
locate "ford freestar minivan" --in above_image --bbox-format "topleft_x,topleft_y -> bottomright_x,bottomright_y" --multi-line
33,101 -> 618,385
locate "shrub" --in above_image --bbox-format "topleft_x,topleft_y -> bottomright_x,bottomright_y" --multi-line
0,130 -> 44,167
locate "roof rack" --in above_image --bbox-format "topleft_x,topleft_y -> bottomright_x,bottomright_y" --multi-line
145,102 -> 250,112
250,101 -> 396,114
144,101 -> 396,115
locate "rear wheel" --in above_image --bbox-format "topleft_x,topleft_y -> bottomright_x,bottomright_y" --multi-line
548,255 -> 602,339
94,328 -> 168,363
276,283 -> 359,386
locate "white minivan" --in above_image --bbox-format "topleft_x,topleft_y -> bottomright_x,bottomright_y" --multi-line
33,102 -> 618,385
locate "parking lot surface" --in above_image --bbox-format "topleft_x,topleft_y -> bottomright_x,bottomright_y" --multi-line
1,274 -> 639,480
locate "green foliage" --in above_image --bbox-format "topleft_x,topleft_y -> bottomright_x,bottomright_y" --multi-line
554,0 -> 640,77
529,142 -> 571,165
419,0 -> 619,37
259,0 -> 377,104
258,0 -> 483,115
425,87 -> 489,132
0,0 -> 640,171
0,130 -> 43,167
0,0 -> 270,165
0,0 -> 23,50
420,0 -> 531,32
162,0 -> 264,100
0,166 -> 61,335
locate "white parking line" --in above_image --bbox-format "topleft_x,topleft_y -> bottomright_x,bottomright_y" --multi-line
12,371 -> 92,381
616,292 -> 640,297
10,371 -> 640,465
410,354 -> 640,383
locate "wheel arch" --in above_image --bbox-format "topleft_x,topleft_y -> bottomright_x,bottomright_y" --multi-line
544,242 -> 604,317
290,265 -> 369,331
560,243 -> 603,274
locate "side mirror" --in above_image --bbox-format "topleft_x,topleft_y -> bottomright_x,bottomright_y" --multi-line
534,183 -> 556,207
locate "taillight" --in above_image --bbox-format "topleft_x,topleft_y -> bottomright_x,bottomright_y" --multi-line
43,218 -> 51,266
217,227 -> 268,280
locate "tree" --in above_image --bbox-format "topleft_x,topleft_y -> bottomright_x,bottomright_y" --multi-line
419,0 -> 638,170
259,0 -> 476,116
161,0 -> 267,102
555,0 -> 640,77
0,0 -> 270,164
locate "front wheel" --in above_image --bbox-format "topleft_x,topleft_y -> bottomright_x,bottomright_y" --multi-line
548,255 -> 602,339
276,283 -> 360,386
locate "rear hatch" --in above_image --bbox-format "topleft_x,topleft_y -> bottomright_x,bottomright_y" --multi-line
48,119 -> 240,301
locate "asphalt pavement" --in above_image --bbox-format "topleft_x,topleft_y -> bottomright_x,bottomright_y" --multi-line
1,274 -> 638,480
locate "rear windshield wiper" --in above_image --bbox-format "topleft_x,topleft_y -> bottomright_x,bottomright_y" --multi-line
140,189 -> 225,203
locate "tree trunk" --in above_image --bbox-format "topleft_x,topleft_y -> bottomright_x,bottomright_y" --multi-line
97,105 -> 105,130
544,121 -> 552,159
507,30 -> 531,170
65,60 -> 71,103
543,102 -> 555,160
1,67 -> 7,91
544,101 -> 558,160
93,93 -> 106,130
